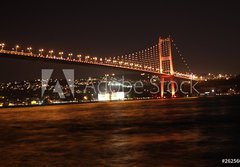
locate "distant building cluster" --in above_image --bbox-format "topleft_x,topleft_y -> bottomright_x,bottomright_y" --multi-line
197,73 -> 234,81
0,74 -> 163,107
0,73 -> 239,107
197,74 -> 240,97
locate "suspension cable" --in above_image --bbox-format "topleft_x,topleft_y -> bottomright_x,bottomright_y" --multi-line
171,39 -> 192,73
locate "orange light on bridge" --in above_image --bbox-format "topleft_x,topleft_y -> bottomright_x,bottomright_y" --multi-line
15,45 -> 19,52
0,43 -> 5,51
59,52 -> 64,58
39,49 -> 44,56
27,47 -> 32,53
77,54 -> 82,61
68,53 -> 73,59
49,50 -> 54,57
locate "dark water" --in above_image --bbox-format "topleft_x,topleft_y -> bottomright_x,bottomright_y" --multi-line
0,96 -> 240,167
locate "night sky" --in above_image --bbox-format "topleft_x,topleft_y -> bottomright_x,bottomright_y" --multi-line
0,1 -> 240,81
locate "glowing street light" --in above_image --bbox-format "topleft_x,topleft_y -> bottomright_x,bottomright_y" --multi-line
0,43 -> 5,51
59,52 -> 64,58
68,53 -> 73,59
15,45 -> 19,52
93,57 -> 97,63
49,50 -> 54,57
85,55 -> 90,62
27,47 -> 32,54
39,49 -> 44,56
77,54 -> 82,61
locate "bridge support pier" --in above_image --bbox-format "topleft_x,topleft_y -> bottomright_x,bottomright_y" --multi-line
171,78 -> 175,98
160,77 -> 164,98
160,76 -> 176,98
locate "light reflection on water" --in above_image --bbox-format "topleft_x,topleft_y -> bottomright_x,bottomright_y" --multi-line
0,96 -> 240,167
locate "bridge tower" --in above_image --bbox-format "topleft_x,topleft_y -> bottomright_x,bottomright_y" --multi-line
159,36 -> 175,98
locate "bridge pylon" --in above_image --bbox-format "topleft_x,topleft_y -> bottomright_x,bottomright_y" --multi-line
159,36 -> 175,98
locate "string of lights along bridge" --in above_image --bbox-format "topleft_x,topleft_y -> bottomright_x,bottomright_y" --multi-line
0,36 -> 198,98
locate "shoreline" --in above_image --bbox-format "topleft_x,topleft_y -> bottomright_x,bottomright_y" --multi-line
1,95 -> 238,110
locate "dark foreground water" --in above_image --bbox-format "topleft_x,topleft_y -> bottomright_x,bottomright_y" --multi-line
0,96 -> 240,167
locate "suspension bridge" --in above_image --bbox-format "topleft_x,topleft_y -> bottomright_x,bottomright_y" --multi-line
0,36 -> 198,98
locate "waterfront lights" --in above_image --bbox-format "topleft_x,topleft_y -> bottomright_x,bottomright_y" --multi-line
15,45 -> 19,52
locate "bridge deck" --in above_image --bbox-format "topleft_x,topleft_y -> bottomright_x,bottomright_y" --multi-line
0,50 -> 194,80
